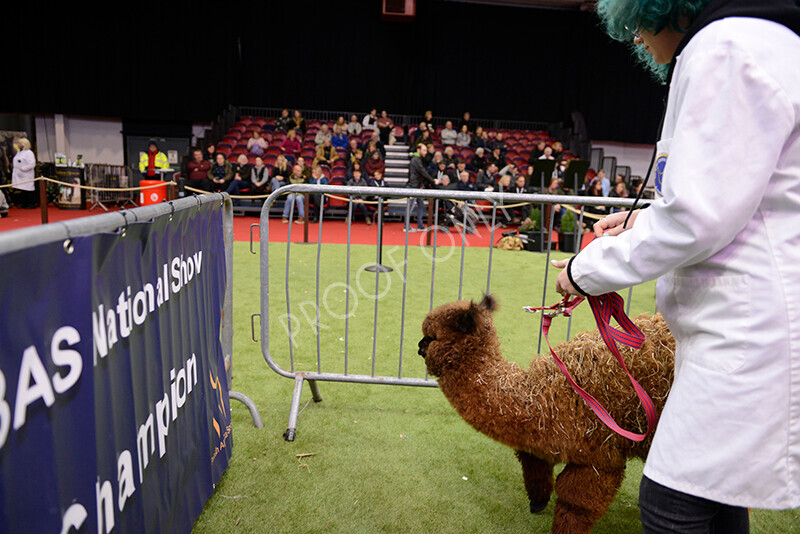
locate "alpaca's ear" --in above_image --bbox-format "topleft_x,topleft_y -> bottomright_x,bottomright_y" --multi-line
456,303 -> 480,334
480,294 -> 498,313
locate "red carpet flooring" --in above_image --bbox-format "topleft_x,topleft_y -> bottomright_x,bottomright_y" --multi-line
0,206 -> 593,249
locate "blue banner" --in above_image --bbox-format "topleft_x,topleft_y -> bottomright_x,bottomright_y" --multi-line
0,201 -> 232,534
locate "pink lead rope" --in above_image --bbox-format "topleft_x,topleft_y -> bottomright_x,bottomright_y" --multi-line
524,292 -> 658,442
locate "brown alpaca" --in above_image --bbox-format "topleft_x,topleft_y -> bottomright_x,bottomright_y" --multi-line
419,295 -> 674,534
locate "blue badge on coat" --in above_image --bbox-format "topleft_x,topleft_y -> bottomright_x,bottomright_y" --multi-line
654,153 -> 668,196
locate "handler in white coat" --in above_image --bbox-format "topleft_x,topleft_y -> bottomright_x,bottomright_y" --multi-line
11,137 -> 37,209
555,0 -> 800,531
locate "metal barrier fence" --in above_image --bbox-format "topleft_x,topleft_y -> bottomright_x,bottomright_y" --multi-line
0,193 -> 262,428
85,164 -> 137,211
257,184 -> 650,440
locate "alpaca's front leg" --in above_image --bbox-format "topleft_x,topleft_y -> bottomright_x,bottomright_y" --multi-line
515,451 -> 554,513
552,463 -> 625,534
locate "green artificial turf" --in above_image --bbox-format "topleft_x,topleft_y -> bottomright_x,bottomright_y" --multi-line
192,241 -> 799,533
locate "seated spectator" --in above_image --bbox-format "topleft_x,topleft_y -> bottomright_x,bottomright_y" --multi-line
442,146 -> 458,169
282,164 -> 307,223
491,132 -> 508,157
489,147 -> 506,170
440,120 -> 458,146
364,150 -> 386,178
334,115 -> 348,133
499,162 -> 520,179
470,126 -> 485,149
555,159 -> 570,180
203,143 -> 216,161
438,172 -> 458,191
346,159 -> 364,182
417,129 -> 434,153
551,141 -> 564,162
428,150 -> 445,175
432,160 -> 451,185
368,130 -> 385,158
345,138 -> 361,162
246,130 -> 267,156
529,141 -> 547,163
456,124 -> 471,147
582,177 -> 609,217
187,149 -> 211,191
207,152 -> 233,192
511,174 -> 533,223
280,129 -> 301,159
538,146 -> 555,160
377,110 -> 394,145
459,111 -> 475,133
272,154 -> 292,187
475,129 -> 491,150
496,174 -> 514,227
544,176 -> 570,229
457,170 -> 477,192
250,156 -> 270,194
609,180 -> 629,214
476,163 -> 499,191
523,163 -> 541,192
296,156 -> 313,181
314,138 -> 338,167
226,154 -> 253,196
346,168 -> 372,224
331,125 -> 349,150
369,170 -> 386,188
347,114 -> 362,137
469,147 -> 489,173
308,165 -> 329,222
596,169 -> 611,196
453,160 -> 468,182
292,110 -> 307,135
362,108 -> 378,131
275,108 -> 293,131
314,123 -> 332,147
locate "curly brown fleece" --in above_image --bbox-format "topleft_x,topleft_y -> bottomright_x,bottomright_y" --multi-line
419,295 -> 675,534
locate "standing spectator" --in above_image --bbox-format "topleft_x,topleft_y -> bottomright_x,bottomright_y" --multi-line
377,110 -> 394,145
421,110 -> 434,131
186,149 -> 211,192
364,150 -> 386,178
139,141 -> 169,179
314,123 -> 331,147
347,114 -> 362,137
313,138 -> 338,168
331,125 -> 349,150
246,130 -> 267,156
11,138 -> 36,209
207,153 -> 233,192
407,143 -> 439,231
362,108 -> 378,131
459,111 -> 475,133
291,110 -> 307,135
275,108 -> 293,131
280,129 -> 301,160
307,165 -> 329,222
440,120 -> 458,146
281,165 -> 306,224
456,124 -> 471,147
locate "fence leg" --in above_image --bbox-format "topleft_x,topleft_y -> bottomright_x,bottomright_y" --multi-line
229,390 -> 264,428
308,379 -> 323,403
284,375 -> 306,441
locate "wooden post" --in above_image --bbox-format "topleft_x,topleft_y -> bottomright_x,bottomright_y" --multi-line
39,178 -> 48,224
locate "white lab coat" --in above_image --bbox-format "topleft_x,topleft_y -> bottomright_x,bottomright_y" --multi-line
570,18 -> 800,510
11,148 -> 36,192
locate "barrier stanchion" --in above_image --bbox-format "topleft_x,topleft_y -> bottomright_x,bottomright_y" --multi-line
366,196 -> 393,273
39,179 -> 48,224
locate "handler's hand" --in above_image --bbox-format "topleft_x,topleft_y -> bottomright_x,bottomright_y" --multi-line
551,259 -> 580,297
593,210 -> 640,238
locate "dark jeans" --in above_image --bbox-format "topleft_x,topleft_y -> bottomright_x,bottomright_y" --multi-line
639,475 -> 749,534
407,195 -> 426,229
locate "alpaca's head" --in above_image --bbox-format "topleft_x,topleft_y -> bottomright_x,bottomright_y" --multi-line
419,295 -> 499,377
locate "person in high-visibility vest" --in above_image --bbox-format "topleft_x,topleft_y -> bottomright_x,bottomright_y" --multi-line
139,141 -> 169,178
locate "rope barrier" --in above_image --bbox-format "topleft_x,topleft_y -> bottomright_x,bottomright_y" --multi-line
0,176 -> 177,192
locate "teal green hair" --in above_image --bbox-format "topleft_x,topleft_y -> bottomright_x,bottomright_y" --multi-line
597,0 -> 711,82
